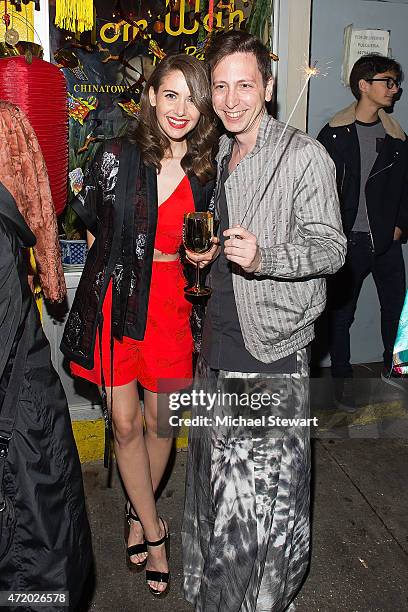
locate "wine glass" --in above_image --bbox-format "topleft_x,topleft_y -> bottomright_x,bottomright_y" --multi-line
183,211 -> 214,296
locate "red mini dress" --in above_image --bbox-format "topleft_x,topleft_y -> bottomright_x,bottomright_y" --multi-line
71,175 -> 194,392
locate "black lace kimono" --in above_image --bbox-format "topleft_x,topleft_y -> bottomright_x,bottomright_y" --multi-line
61,138 -> 214,369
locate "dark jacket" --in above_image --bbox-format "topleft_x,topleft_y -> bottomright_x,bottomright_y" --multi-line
60,139 -> 215,369
0,182 -> 92,610
317,102 -> 408,255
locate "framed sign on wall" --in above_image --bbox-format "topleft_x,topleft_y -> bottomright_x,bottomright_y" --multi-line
342,24 -> 390,85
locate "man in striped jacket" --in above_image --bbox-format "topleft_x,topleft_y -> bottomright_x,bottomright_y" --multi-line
182,30 -> 346,612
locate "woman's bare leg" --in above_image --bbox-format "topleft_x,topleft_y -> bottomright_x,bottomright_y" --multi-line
103,381 -> 148,565
143,389 -> 173,591
105,383 -> 171,592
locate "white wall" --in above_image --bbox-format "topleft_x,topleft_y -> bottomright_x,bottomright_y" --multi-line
276,0 -> 312,129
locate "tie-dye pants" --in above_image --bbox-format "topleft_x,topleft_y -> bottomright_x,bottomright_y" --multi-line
182,349 -> 310,612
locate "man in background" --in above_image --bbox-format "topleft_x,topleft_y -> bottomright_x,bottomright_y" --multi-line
318,54 -> 408,410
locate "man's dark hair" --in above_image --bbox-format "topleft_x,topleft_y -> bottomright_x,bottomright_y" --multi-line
349,54 -> 402,100
206,30 -> 272,86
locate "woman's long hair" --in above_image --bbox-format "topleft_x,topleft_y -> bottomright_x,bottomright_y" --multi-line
128,54 -> 218,184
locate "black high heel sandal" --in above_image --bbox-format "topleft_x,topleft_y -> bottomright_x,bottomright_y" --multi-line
124,502 -> 147,569
145,517 -> 170,596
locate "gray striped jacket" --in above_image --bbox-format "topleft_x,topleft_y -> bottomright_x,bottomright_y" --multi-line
214,112 -> 347,362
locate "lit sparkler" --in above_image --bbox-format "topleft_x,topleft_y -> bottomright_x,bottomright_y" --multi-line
280,61 -> 318,137
299,57 -> 333,79
300,59 -> 320,79
241,61 -> 321,228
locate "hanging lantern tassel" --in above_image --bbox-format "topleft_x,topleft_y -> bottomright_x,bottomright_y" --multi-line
55,0 -> 94,34
208,0 -> 215,32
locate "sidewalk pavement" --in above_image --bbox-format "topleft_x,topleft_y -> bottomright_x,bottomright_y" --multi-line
81,434 -> 408,611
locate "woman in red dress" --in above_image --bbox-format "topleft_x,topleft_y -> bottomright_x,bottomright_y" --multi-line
61,54 -> 218,595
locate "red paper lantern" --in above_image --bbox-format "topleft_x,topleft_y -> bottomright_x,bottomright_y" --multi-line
0,56 -> 68,216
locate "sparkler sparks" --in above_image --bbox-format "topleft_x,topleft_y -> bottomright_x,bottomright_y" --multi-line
301,60 -> 320,79
300,58 -> 333,79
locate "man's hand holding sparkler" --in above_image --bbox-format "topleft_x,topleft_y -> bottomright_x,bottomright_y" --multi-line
224,225 -> 261,273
